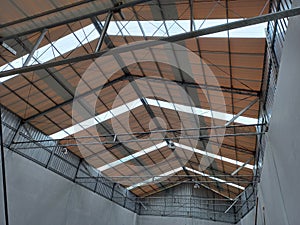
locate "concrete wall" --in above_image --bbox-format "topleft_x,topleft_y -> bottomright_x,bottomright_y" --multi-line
0,149 -> 137,225
2,3 -> 300,225
137,215 -> 231,225
0,149 -> 235,225
237,208 -> 265,225
237,209 -> 255,225
139,183 -> 235,223
245,1 -> 300,225
0,150 -> 5,225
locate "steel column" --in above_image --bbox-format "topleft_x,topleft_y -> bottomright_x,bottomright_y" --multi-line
0,107 -> 9,225
189,0 -> 195,32
255,197 -> 259,225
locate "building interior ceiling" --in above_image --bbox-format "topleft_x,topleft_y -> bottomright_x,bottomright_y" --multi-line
0,0 -> 272,199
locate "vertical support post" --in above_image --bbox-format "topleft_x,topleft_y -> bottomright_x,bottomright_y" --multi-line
0,107 -> 9,225
189,0 -> 195,32
8,121 -> 22,148
254,197 -> 259,225
23,29 -> 47,66
46,146 -> 56,169
123,190 -> 127,207
111,183 -> 116,200
94,12 -> 113,52
74,158 -> 83,182
93,173 -> 100,193
270,0 -> 282,48
157,0 -> 169,36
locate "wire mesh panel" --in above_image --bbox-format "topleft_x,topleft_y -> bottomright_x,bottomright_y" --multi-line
126,191 -> 138,211
49,155 -> 78,180
0,105 -> 140,213
139,183 -> 236,223
234,185 -> 256,221
1,107 -> 21,145
256,0 -> 292,194
95,177 -> 114,199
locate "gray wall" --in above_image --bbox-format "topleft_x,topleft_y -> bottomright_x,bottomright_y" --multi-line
0,149 -> 137,225
240,1 -> 300,224
0,150 -> 5,225
137,215 -> 231,225
0,149 -> 234,225
2,3 -> 300,225
139,183 -> 235,223
237,209 -> 257,225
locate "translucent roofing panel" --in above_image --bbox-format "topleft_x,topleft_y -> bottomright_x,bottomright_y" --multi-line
97,140 -> 253,173
50,97 -> 257,139
0,19 -> 266,83
50,98 -> 142,139
185,167 -> 245,190
127,167 -> 245,191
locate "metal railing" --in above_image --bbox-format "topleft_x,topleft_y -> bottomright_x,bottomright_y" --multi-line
0,105 -> 140,213
252,0 -> 292,221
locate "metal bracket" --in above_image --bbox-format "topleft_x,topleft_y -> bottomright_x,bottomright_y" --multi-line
0,40 -> 16,56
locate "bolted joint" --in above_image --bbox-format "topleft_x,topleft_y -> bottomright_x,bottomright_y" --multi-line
113,1 -> 126,20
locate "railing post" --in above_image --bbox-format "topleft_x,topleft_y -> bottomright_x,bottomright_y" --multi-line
0,107 -> 10,225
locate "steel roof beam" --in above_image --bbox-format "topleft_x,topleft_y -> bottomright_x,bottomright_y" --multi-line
0,0 -> 152,43
0,0 -> 96,30
14,131 -> 263,147
225,98 -> 259,127
189,0 -> 195,32
93,12 -> 113,52
1,7 -> 300,78
23,29 -> 47,66
91,16 -> 114,49
23,73 -> 259,123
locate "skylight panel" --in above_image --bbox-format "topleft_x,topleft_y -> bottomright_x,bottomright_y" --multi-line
194,19 -> 267,38
0,24 -> 99,83
97,141 -> 253,173
118,21 -> 144,36
50,97 -> 257,139
50,98 -> 142,139
127,167 -> 182,190
98,142 -> 168,171
106,20 -> 120,35
127,167 -> 245,190
185,167 -> 245,190
0,19 -> 266,84
146,98 -> 258,125
165,20 -> 187,35
174,143 -> 253,170
229,23 -> 267,38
